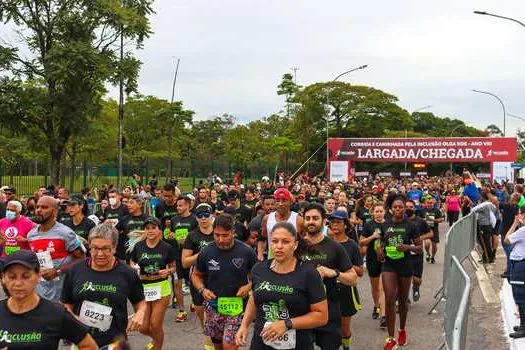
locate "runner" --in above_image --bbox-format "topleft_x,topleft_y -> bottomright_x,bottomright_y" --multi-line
258,188 -> 303,261
330,210 -> 364,350
0,200 -> 35,256
235,222 -> 329,350
182,203 -> 216,350
130,217 -> 175,350
62,223 -> 146,348
422,197 -> 444,264
324,196 -> 336,217
27,195 -> 85,301
115,195 -> 148,261
0,250 -> 98,349
406,182 -> 423,217
301,203 -> 358,350
66,195 -> 97,249
444,189 -> 460,226
103,189 -> 129,226
351,194 -> 373,254
377,197 -> 422,349
191,214 -> 257,350
360,203 -> 386,327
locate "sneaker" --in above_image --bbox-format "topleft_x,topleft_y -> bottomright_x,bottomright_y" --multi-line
397,329 -> 407,346
426,253 -> 431,262
182,285 -> 190,295
501,272 -> 509,279
372,306 -> 380,319
384,337 -> 397,350
514,325 -> 524,332
430,257 -> 435,264
413,287 -> 420,302
147,342 -> 154,350
510,330 -> 525,339
176,310 -> 188,322
380,316 -> 387,329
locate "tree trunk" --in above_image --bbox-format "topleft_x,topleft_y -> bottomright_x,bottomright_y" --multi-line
50,144 -> 64,186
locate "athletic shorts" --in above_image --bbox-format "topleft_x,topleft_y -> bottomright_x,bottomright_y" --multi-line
143,279 -> 172,299
190,283 -> 204,306
313,320 -> 342,350
174,257 -> 190,281
203,302 -> 243,344
382,258 -> 413,278
409,254 -> 424,278
339,285 -> 362,317
430,228 -> 440,243
367,259 -> 383,278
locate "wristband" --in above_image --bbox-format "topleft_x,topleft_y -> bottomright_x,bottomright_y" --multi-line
198,287 -> 205,295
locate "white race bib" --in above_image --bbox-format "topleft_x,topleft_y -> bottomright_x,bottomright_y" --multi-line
79,301 -> 113,331
104,219 -> 119,227
36,251 -> 54,269
144,285 -> 162,302
262,321 -> 296,349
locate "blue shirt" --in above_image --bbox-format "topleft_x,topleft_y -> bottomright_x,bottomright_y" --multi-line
463,183 -> 480,203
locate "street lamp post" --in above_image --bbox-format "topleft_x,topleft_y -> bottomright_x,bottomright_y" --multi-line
471,89 -> 506,136
474,11 -> 525,28
326,65 -> 368,178
449,125 -> 463,173
405,105 -> 433,170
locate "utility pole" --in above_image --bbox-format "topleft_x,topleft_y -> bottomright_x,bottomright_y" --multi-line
291,67 -> 299,84
117,28 -> 124,190
168,58 -> 180,179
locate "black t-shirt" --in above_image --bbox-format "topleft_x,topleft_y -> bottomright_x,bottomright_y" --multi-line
170,214 -> 198,257
361,220 -> 385,263
130,240 -> 175,283
382,218 -> 420,262
251,260 -> 326,350
154,201 -> 178,230
58,205 -> 72,227
103,205 -> 129,226
422,208 -> 442,234
183,228 -> 215,254
340,239 -> 363,268
356,206 -> 372,232
196,240 -> 257,297
0,298 -> 88,349
408,216 -> 431,237
248,214 -> 264,235
299,236 -> 352,322
500,203 -> 519,235
209,199 -> 225,213
67,216 -> 97,241
243,199 -> 258,218
115,213 -> 148,260
61,259 -> 144,347
231,205 -> 253,225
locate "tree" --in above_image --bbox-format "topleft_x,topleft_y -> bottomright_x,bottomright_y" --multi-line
277,73 -> 301,118
485,124 -> 503,137
0,0 -> 154,184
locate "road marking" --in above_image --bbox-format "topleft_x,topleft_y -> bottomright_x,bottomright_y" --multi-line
470,251 -> 499,304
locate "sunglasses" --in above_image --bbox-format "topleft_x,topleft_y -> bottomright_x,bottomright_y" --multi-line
196,212 -> 212,219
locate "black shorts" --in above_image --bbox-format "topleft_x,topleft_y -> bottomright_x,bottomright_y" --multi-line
313,320 -> 341,350
339,285 -> 361,317
175,258 -> 190,281
382,257 -> 413,278
431,228 -> 440,243
367,258 -> 383,278
409,254 -> 424,278
189,283 -> 204,306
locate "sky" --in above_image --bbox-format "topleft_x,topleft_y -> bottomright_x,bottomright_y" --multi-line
124,0 -> 525,135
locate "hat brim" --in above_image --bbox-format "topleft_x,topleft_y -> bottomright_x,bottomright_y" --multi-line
2,260 -> 38,272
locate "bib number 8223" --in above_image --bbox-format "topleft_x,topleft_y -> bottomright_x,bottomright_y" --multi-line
84,309 -> 105,321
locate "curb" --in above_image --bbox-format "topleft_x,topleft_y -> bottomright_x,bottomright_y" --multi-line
500,279 -> 525,350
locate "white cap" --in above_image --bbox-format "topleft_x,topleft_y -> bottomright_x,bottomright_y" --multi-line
262,176 -> 270,182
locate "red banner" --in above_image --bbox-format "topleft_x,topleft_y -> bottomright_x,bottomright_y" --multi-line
328,137 -> 517,163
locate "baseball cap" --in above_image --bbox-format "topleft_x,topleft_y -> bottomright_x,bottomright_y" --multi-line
261,176 -> 270,183
274,188 -> 293,200
0,250 -> 40,272
329,210 -> 349,221
227,190 -> 239,200
65,194 -> 85,205
1,186 -> 15,194
412,182 -> 418,186
143,217 -> 162,229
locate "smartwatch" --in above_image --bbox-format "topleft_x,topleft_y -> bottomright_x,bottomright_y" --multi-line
284,319 -> 293,330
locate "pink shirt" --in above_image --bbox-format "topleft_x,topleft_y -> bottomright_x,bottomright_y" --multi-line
446,196 -> 461,212
0,216 -> 36,256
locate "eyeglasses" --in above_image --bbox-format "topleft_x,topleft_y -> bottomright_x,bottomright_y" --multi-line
196,212 -> 212,219
90,246 -> 113,254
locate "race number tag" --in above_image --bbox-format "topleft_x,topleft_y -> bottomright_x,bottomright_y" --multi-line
426,215 -> 435,228
144,285 -> 162,302
262,321 -> 296,349
385,246 -> 404,260
36,251 -> 54,269
79,301 -> 113,331
175,228 -> 189,241
104,219 -> 119,227
5,245 -> 20,255
217,297 -> 243,316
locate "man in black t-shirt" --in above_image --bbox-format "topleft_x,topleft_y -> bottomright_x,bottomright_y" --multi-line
301,203 -> 357,350
192,214 -> 257,348
421,198 -> 444,264
226,190 -> 253,226
103,189 -> 129,226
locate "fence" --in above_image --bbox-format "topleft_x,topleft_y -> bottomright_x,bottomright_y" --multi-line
435,212 -> 478,350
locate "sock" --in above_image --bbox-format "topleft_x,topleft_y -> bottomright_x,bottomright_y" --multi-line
342,336 -> 352,349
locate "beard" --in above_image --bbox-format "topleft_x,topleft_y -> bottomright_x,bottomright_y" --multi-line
306,224 -> 321,236
34,214 -> 51,224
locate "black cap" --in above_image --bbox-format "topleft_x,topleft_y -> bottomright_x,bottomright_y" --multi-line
0,250 -> 39,272
224,206 -> 237,216
143,216 -> 161,229
3,186 -> 16,194
65,194 -> 84,205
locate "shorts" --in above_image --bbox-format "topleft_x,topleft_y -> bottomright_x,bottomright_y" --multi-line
339,285 -> 362,317
203,302 -> 243,344
431,229 -> 440,243
313,320 -> 342,350
511,260 -> 525,305
175,257 -> 190,281
190,283 -> 205,306
367,258 -> 383,278
144,279 -> 172,299
409,254 -> 424,278
382,258 -> 413,278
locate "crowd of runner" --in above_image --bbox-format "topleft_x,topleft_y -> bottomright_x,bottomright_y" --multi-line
0,169 -> 524,349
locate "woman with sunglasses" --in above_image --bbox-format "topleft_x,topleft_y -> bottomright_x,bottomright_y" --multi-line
182,203 -> 215,349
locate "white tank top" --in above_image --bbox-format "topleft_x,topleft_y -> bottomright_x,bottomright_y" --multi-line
266,211 -> 299,244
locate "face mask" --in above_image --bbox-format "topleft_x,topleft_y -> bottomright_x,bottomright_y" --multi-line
405,209 -> 415,217
6,210 -> 16,221
109,198 -> 117,206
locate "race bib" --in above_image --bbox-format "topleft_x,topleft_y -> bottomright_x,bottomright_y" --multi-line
262,321 -> 296,349
426,215 -> 435,227
144,285 -> 162,302
175,228 -> 189,241
385,246 -> 404,260
79,301 -> 113,331
217,297 -> 243,316
5,245 -> 20,255
104,218 -> 119,227
36,250 -> 54,269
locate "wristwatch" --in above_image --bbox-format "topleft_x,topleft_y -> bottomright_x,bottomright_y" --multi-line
284,319 -> 293,330
334,269 -> 340,279
56,269 -> 62,277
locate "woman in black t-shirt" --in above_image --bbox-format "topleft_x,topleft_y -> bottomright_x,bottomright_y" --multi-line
0,250 -> 97,350
376,198 -> 422,349
235,222 -> 328,350
351,194 -> 373,254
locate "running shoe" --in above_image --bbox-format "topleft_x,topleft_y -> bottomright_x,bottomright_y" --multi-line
514,326 -> 524,331
372,306 -> 380,319
384,337 -> 397,350
147,342 -> 154,350
426,253 -> 431,262
430,257 -> 435,264
182,285 -> 190,295
397,329 -> 408,346
510,329 -> 525,339
413,287 -> 420,302
380,316 -> 387,329
176,310 -> 188,322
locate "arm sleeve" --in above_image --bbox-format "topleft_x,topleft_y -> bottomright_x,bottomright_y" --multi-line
509,227 -> 525,245
60,306 -> 89,344
306,265 -> 327,304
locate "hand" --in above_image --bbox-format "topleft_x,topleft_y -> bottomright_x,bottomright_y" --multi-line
202,288 -> 217,301
41,268 -> 58,281
316,266 -> 336,279
261,320 -> 287,342
257,252 -> 265,262
15,236 -> 26,242
371,232 -> 381,240
236,284 -> 251,298
235,325 -> 249,346
396,244 -> 409,252
157,269 -> 172,279
127,310 -> 144,333
168,232 -> 175,240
